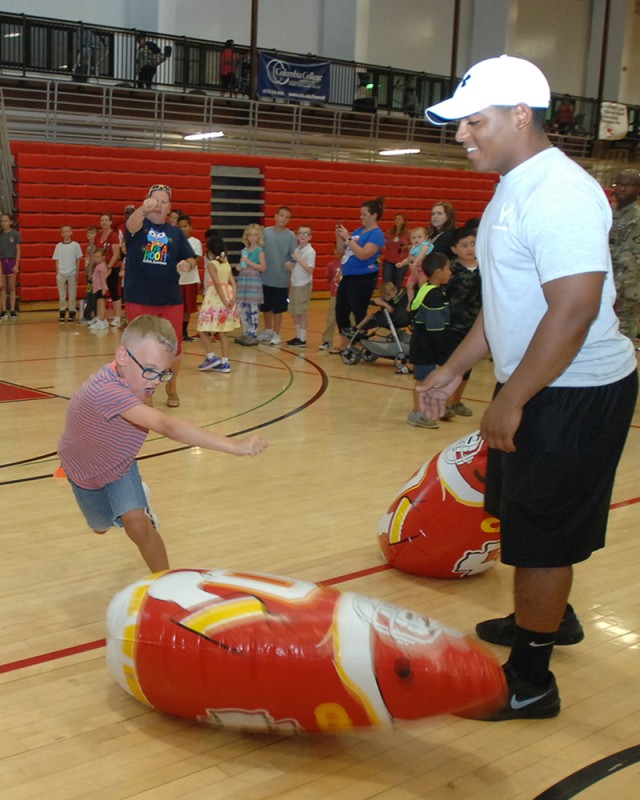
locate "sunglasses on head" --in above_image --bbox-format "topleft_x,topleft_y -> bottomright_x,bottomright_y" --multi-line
147,184 -> 172,198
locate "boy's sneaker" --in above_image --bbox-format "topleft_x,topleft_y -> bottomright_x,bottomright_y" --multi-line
286,337 -> 303,346
241,335 -> 259,346
59,310 -> 66,323
90,319 -> 109,331
68,310 -> 76,322
9,310 -> 17,320
212,361 -> 231,374
475,664 -> 560,721
407,410 -> 439,429
0,311 -> 7,321
270,332 -> 281,346
476,607 -> 584,647
110,316 -> 121,328
442,406 -> 457,421
142,482 -> 161,532
88,316 -> 101,327
452,402 -> 473,416
319,341 -> 331,350
198,355 -> 221,371
257,330 -> 273,342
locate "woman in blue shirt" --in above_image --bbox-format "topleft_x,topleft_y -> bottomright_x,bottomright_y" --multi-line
332,197 -> 385,353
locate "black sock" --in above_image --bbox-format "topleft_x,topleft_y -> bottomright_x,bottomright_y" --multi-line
507,625 -> 555,687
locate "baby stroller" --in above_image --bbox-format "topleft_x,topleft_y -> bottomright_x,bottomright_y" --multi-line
340,290 -> 411,373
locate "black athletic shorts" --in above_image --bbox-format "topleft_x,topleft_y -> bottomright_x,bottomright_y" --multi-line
485,369 -> 638,568
260,284 -> 289,314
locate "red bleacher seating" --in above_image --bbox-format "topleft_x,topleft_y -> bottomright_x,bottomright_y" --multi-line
10,141 -> 496,302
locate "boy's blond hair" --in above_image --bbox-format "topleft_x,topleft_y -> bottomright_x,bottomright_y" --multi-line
379,281 -> 398,298
242,223 -> 264,247
121,315 -> 178,356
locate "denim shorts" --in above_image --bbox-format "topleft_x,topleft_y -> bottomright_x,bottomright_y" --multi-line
69,461 -> 148,531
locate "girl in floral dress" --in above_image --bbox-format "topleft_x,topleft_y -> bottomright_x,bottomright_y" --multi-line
197,235 -> 240,374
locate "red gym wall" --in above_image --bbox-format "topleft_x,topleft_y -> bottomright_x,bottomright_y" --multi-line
10,141 -> 497,303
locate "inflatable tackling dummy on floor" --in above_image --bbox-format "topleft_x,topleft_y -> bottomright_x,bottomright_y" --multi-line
107,568 -> 507,733
378,431 -> 501,578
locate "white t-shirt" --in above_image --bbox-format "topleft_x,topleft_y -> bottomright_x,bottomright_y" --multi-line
53,240 -> 83,276
477,146 -> 636,386
179,236 -> 203,286
290,243 -> 316,287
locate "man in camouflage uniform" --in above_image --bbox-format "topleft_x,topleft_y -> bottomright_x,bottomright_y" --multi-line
610,169 -> 640,342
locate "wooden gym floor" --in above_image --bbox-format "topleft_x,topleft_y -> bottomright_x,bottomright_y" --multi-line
0,303 -> 638,800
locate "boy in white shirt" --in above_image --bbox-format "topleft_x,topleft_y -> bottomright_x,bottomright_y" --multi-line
53,225 -> 83,322
285,225 -> 316,347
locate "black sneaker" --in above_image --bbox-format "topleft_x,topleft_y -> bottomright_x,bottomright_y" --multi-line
10,310 -> 17,320
477,664 -> 560,721
68,310 -> 76,322
476,606 -> 584,647
59,311 -> 66,323
286,337 -> 303,346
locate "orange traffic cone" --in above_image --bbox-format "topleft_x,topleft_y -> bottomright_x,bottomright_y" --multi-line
53,465 -> 66,479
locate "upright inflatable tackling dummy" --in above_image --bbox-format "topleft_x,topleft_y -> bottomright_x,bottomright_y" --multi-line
378,431 -> 501,578
107,568 -> 507,732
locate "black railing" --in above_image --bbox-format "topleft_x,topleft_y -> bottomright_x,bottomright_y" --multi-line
1,10 -> 639,153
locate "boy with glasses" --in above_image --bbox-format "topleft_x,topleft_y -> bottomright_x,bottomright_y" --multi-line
58,315 -> 267,573
285,226 -> 316,347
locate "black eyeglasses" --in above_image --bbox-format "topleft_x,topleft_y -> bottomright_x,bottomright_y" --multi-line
147,183 -> 172,198
126,349 -> 174,383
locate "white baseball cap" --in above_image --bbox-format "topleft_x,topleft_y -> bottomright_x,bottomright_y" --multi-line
425,55 -> 550,125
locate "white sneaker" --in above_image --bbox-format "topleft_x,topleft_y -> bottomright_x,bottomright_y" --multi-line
270,332 -> 281,346
90,319 -> 109,331
142,482 -> 161,532
257,330 -> 273,342
88,317 -> 100,326
110,316 -> 121,327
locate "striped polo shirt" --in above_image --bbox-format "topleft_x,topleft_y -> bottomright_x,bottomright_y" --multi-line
58,362 -> 148,489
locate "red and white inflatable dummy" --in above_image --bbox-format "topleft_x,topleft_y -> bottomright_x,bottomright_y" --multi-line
378,431 -> 501,578
107,568 -> 506,732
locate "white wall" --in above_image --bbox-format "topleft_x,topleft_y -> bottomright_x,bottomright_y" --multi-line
0,0 -> 158,31
359,0 -> 456,75
505,0 -> 592,95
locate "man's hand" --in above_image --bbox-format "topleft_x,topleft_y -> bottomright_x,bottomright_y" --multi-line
416,365 -> 463,420
479,392 -> 522,453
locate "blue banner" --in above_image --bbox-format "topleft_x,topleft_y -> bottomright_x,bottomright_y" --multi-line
258,54 -> 330,103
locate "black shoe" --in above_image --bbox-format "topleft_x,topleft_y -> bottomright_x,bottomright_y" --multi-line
59,311 -> 66,322
286,337 -> 303,346
182,333 -> 195,342
68,310 -> 76,322
478,664 -> 560,721
476,606 -> 584,647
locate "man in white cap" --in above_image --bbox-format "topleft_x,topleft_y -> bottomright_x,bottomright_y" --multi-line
420,56 -> 638,720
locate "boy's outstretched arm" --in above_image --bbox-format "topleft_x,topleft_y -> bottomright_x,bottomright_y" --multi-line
121,405 -> 267,456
